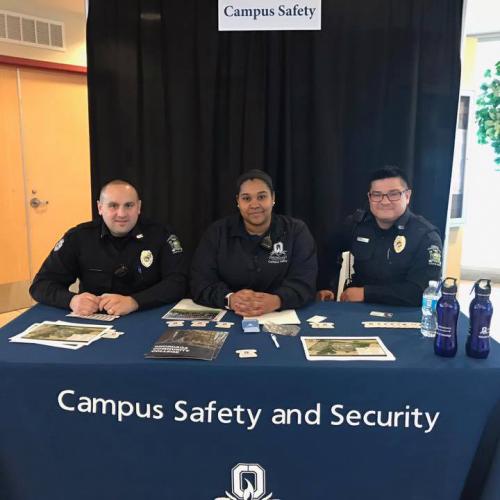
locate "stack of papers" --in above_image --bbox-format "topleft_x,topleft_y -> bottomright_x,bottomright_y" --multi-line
245,309 -> 300,325
162,299 -> 226,322
9,321 -> 117,350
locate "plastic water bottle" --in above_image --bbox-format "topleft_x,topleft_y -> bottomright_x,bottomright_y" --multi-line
466,279 -> 493,359
434,277 -> 460,357
421,280 -> 440,337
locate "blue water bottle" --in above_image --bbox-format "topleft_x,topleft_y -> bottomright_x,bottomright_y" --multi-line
434,277 -> 460,357
466,279 -> 493,359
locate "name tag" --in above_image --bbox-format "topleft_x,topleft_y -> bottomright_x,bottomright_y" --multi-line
357,237 -> 370,243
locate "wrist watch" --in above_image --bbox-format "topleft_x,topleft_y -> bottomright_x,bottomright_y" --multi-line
225,292 -> 233,310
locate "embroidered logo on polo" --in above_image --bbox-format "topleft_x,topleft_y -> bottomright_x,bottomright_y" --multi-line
140,250 -> 153,268
53,238 -> 64,252
167,235 -> 183,254
427,245 -> 442,267
268,242 -> 287,264
214,463 -> 278,500
393,235 -> 406,254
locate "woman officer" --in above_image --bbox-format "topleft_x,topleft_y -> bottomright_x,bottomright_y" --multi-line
190,169 -> 317,317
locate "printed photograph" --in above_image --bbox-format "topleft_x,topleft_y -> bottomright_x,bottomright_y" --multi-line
301,337 -> 395,361
162,299 -> 226,321
20,323 -> 109,343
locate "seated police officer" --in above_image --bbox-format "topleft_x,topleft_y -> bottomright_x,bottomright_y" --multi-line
30,180 -> 187,316
190,169 -> 317,317
317,166 -> 442,306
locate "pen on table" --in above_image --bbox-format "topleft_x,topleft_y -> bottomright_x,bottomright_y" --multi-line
271,334 -> 280,349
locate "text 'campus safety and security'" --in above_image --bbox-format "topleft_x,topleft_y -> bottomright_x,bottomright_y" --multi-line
57,389 -> 440,433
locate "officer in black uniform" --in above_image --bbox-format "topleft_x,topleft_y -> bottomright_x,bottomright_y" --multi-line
317,166 -> 442,306
30,180 -> 187,316
190,170 -> 317,316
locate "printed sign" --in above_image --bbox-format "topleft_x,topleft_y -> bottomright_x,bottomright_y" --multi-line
219,0 -> 321,31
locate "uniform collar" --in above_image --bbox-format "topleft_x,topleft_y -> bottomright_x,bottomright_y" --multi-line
100,220 -> 144,240
395,209 -> 411,231
367,209 -> 412,231
229,214 -> 283,240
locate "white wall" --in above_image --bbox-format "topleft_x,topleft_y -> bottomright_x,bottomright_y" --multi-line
465,0 -> 500,36
461,39 -> 500,279
0,0 -> 86,66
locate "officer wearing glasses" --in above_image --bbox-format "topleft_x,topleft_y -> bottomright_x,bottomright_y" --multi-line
317,166 -> 442,306
30,180 -> 187,316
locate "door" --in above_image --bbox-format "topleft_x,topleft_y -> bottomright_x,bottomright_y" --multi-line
0,65 -> 31,310
0,64 -> 92,313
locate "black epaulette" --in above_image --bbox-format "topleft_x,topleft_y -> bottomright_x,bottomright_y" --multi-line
75,220 -> 99,231
413,215 -> 439,235
346,208 -> 367,227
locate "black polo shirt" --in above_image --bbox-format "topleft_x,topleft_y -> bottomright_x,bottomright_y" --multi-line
190,214 -> 317,309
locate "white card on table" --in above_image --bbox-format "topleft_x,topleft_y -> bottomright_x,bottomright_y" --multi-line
166,321 -> 185,327
307,315 -> 327,323
311,322 -> 335,329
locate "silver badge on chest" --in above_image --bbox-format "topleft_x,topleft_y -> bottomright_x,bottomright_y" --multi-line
140,250 -> 153,268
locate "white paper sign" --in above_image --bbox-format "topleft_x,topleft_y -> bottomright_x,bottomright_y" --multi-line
219,0 -> 321,31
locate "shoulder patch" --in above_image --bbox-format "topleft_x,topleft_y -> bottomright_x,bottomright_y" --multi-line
427,245 -> 442,267
53,238 -> 64,252
167,234 -> 183,254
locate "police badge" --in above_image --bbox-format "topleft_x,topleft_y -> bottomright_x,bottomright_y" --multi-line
140,250 -> 153,268
393,235 -> 406,253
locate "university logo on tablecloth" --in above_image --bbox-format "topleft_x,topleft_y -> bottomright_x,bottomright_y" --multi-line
214,463 -> 279,500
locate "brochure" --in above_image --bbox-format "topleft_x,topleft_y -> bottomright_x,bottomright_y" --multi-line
145,329 -> 229,361
301,336 -> 396,361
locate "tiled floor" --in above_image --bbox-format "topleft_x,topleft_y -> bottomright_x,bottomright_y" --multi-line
1,280 -> 499,340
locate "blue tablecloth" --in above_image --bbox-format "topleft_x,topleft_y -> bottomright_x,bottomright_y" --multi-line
0,302 -> 499,500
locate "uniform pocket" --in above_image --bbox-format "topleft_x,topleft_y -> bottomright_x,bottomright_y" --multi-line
351,239 -> 374,262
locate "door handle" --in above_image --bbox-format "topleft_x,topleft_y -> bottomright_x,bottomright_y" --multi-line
30,197 -> 49,208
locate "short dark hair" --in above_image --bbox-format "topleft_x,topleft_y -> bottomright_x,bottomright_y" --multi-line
236,169 -> 274,194
368,166 -> 410,190
99,179 -> 140,200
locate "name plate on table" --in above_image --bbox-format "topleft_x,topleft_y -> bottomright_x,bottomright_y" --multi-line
218,0 -> 321,31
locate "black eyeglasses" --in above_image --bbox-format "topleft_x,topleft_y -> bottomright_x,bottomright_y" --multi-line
114,265 -> 129,278
368,189 -> 408,202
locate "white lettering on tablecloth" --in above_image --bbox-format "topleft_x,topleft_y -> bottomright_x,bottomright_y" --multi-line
56,390 -> 441,433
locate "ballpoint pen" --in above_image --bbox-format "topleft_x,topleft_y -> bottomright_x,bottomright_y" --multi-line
271,334 -> 280,348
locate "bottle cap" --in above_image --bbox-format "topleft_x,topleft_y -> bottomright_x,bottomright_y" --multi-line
474,278 -> 491,296
441,277 -> 458,294
429,280 -> 439,288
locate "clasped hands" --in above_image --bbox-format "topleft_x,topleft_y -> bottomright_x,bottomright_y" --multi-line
229,289 -> 281,317
69,292 -> 139,316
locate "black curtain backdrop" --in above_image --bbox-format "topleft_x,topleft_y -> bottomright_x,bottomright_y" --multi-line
87,0 -> 463,267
